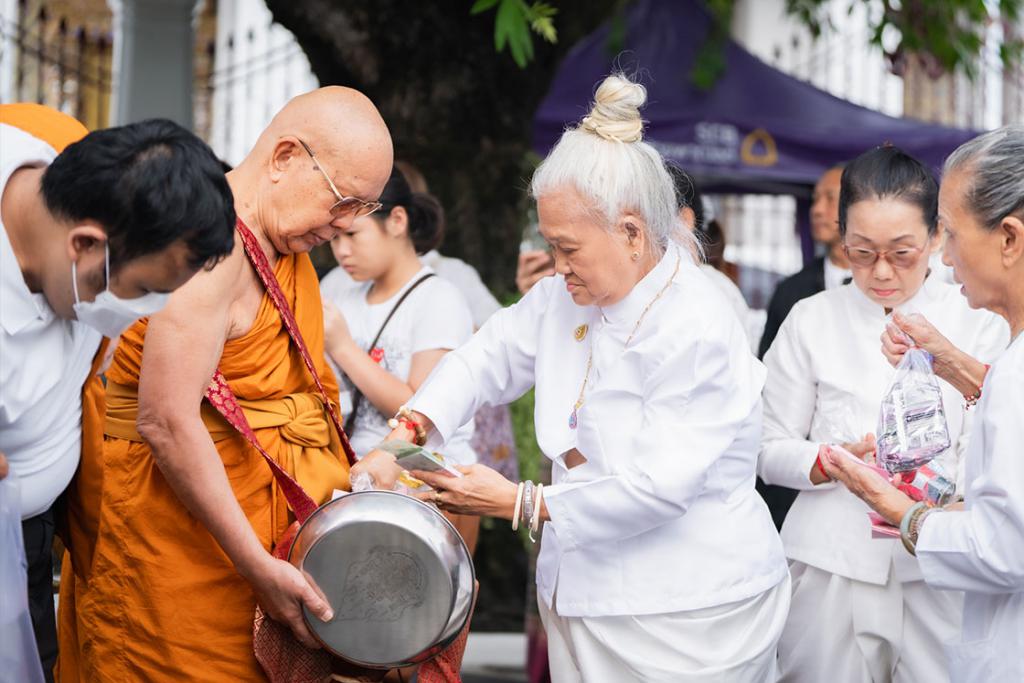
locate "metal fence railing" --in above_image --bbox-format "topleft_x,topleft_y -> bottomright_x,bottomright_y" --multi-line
1,0 -> 112,130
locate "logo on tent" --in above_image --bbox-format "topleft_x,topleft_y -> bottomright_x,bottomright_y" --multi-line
741,128 -> 778,167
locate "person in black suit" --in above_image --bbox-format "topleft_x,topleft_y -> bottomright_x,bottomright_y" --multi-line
757,164 -> 850,529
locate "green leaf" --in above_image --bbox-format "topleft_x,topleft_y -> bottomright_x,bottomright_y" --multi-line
470,0 -> 501,14
495,0 -> 520,52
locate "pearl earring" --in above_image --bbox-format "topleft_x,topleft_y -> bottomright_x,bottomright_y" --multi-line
631,251 -> 640,261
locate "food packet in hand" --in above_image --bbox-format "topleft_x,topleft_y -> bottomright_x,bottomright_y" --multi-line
876,347 -> 951,473
894,460 -> 956,506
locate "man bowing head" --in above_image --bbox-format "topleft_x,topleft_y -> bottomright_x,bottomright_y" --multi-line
58,87 -> 393,682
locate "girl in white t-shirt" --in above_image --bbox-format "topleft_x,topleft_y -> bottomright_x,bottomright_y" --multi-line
321,168 -> 478,470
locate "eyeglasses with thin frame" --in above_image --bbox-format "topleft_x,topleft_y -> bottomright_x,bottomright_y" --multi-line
843,243 -> 927,270
297,139 -> 382,218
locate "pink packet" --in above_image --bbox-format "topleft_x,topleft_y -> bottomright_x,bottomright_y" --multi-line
825,444 -> 891,478
868,512 -> 901,539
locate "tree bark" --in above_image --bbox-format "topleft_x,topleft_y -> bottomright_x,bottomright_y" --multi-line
263,1 -> 618,294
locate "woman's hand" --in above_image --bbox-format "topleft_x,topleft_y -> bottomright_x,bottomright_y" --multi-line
411,465 -> 519,519
821,446 -> 914,525
881,312 -> 952,366
810,434 -> 876,484
841,433 -> 877,463
882,312 -> 989,397
323,303 -> 356,356
515,250 -> 555,295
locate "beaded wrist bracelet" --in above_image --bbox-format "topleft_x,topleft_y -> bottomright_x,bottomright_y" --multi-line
900,501 -> 929,556
387,405 -> 428,446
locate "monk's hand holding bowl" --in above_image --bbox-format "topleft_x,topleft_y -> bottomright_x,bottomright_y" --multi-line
411,465 -> 519,519
246,555 -> 334,649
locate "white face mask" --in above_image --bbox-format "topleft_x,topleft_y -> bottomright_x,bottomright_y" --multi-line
71,243 -> 170,338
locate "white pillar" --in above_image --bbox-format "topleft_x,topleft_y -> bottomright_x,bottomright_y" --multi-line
0,0 -> 18,104
107,0 -> 199,127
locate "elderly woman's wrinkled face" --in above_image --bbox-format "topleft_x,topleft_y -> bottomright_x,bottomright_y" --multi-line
537,187 -> 644,307
938,169 -> 1008,312
844,197 -> 938,309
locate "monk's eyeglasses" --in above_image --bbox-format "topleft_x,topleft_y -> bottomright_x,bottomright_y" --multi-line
297,139 -> 382,219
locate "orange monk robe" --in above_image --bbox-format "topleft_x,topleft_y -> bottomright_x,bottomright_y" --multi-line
0,103 -> 90,151
57,251 -> 350,682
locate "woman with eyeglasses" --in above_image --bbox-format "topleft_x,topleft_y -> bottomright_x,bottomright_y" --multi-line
758,146 -> 1008,683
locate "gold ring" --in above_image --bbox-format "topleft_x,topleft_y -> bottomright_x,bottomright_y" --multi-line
434,490 -> 443,506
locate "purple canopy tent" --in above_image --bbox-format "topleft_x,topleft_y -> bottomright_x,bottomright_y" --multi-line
532,0 -> 978,262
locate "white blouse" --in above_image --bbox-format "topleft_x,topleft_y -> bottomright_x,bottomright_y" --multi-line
410,246 -> 787,617
916,332 -> 1024,681
323,266 -> 477,465
759,276 -> 1008,585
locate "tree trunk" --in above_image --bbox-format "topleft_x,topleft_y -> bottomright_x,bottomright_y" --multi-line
263,0 -> 618,295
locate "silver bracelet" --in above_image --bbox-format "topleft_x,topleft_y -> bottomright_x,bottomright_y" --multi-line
522,481 -> 535,529
529,484 -> 545,543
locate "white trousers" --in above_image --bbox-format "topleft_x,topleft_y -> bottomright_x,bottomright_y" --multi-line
778,562 -> 962,683
538,576 -> 790,682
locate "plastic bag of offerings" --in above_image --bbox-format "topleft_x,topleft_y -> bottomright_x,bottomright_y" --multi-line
876,347 -> 951,473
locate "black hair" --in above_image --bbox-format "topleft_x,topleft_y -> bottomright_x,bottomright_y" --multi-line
838,145 -> 938,238
374,167 -> 444,255
666,162 -> 705,232
41,118 -> 235,271
703,219 -> 727,266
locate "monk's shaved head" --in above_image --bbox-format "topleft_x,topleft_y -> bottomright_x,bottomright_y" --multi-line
255,86 -> 393,197
231,86 -> 394,255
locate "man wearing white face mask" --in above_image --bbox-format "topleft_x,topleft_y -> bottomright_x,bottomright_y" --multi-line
70,241 -> 172,336
0,104 -> 235,681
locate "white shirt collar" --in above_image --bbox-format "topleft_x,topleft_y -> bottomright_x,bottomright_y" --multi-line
823,256 -> 852,290
599,245 -> 680,327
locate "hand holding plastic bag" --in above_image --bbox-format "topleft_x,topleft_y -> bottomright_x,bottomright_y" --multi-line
0,474 -> 46,683
876,346 -> 951,473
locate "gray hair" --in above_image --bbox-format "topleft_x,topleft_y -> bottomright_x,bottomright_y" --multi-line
943,125 -> 1024,231
530,74 -> 699,260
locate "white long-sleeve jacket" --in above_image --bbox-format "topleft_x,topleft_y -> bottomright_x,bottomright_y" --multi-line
917,332 -> 1024,681
759,276 -> 1008,584
410,247 -> 787,617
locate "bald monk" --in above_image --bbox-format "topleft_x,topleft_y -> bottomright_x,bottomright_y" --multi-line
57,87 -> 394,681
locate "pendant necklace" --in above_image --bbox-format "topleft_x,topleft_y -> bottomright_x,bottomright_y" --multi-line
569,255 -> 681,429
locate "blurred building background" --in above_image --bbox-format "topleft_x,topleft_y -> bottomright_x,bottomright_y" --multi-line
5,0 -> 1018,307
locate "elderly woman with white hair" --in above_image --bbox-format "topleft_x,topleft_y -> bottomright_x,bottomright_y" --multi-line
823,125 -> 1024,681
351,74 -> 789,682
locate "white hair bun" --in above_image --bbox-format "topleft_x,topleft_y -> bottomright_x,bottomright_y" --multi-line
580,74 -> 646,143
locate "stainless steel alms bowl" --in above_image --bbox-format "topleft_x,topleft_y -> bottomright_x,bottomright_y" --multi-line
288,490 -> 475,669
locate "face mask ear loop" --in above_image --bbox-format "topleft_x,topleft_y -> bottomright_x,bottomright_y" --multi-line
103,241 -> 111,292
71,258 -> 82,305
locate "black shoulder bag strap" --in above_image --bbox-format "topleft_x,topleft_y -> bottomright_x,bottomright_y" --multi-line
343,273 -> 436,434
